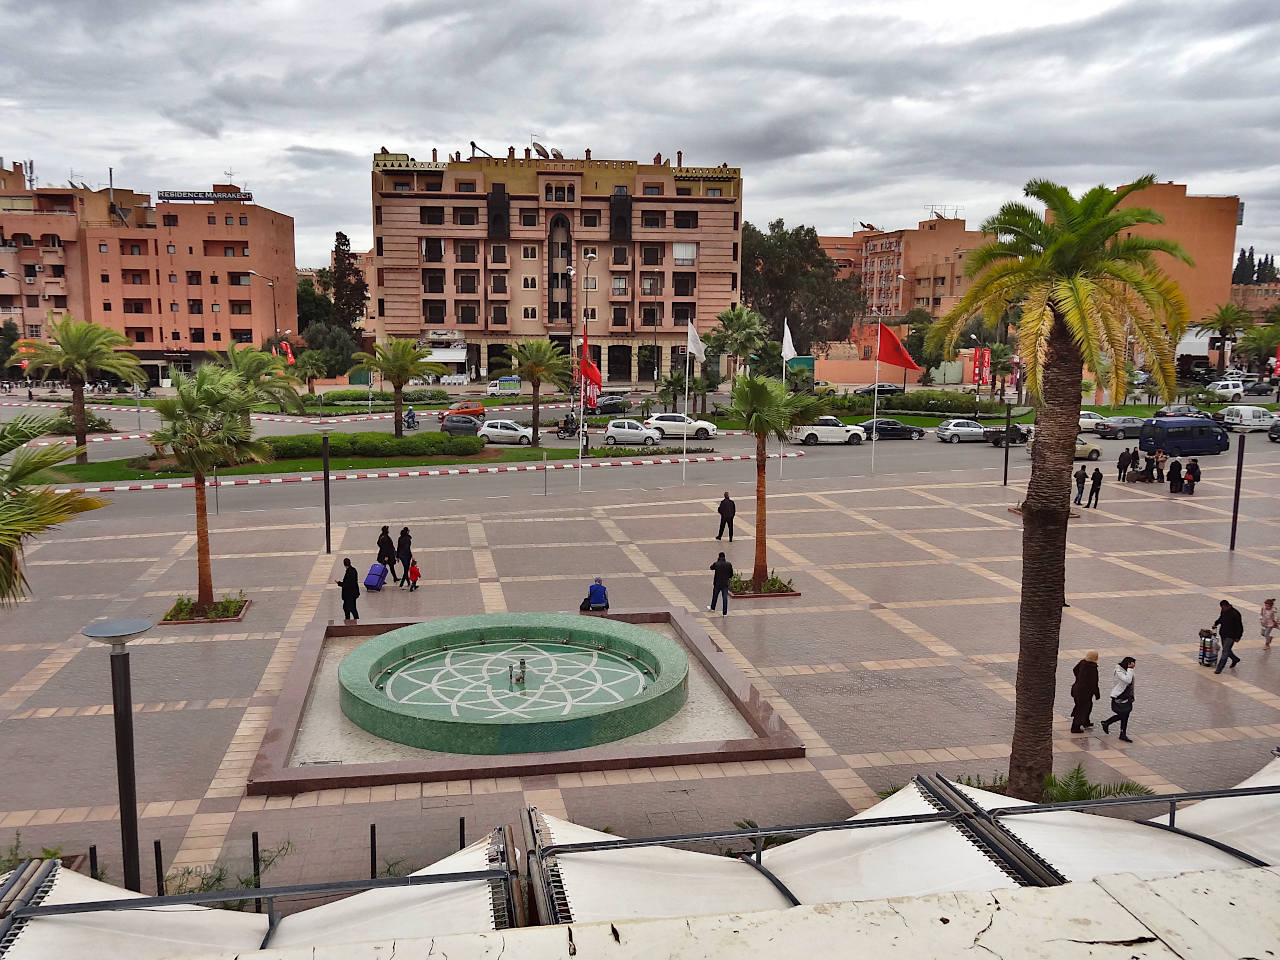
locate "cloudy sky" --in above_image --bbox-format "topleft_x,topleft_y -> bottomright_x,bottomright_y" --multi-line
4,0 -> 1278,267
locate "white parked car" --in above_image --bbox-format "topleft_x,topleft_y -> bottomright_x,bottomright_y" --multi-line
604,419 -> 661,446
1078,410 -> 1106,432
643,413 -> 718,439
1217,405 -> 1275,432
936,418 -> 986,443
478,419 -> 533,445
789,416 -> 864,445
1206,380 -> 1246,402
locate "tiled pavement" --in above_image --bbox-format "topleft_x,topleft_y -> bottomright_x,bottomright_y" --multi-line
2,449 -> 1280,894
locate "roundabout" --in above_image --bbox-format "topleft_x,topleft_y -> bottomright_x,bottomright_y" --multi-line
338,613 -> 689,754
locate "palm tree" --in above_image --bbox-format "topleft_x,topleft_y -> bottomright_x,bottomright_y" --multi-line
657,371 -> 686,412
492,340 -> 570,447
1193,303 -> 1254,373
215,343 -> 306,414
151,366 -> 268,608
689,375 -> 708,414
987,343 -> 1015,398
17,315 -> 145,465
349,339 -> 446,438
1235,322 -> 1280,373
293,350 -> 328,395
705,306 -> 767,380
928,175 -> 1190,801
725,375 -> 826,590
0,415 -> 105,605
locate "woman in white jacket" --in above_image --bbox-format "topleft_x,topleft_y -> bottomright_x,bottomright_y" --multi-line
1100,657 -> 1136,743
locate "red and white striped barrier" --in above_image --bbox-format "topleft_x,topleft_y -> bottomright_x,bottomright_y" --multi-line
0,400 -> 130,413
53,451 -> 804,494
27,433 -> 152,447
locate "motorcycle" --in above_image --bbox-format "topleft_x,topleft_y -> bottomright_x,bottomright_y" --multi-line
555,416 -> 578,440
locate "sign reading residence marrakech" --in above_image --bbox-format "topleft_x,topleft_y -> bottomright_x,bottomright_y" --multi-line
156,190 -> 253,201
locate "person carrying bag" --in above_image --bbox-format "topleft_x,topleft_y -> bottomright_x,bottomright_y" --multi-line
1100,656 -> 1137,743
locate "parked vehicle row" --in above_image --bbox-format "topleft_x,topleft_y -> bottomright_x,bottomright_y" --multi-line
789,416 -> 864,445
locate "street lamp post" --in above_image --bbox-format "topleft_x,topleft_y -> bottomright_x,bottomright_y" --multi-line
246,270 -> 280,338
317,424 -> 333,554
82,617 -> 154,893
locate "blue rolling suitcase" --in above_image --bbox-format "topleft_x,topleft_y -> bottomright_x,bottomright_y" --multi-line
364,563 -> 389,591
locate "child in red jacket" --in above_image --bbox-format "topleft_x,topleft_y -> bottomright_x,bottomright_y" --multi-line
407,559 -> 421,592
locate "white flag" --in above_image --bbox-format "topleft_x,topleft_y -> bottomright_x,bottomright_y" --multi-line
781,320 -> 797,363
686,323 -> 706,362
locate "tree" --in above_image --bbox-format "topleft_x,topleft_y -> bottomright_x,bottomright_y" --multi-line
151,367 -> 268,608
17,315 -> 144,465
657,371 -> 687,412
988,343 -> 1015,397
1231,248 -> 1253,285
215,343 -> 305,413
349,339 -> 446,438
294,350 -> 329,395
297,277 -> 338,334
741,219 -> 865,353
1236,322 -> 1280,372
902,309 -> 942,370
0,415 -> 105,605
313,267 -> 335,297
493,340 -> 570,446
724,375 -> 826,590
1256,253 -> 1277,284
1193,303 -> 1253,373
303,320 -> 358,378
331,232 -> 368,330
704,306 -> 767,380
928,175 -> 1190,801
0,320 -> 19,373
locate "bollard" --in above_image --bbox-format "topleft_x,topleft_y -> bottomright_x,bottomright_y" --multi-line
370,823 -> 378,879
252,831 -> 262,913
88,845 -> 98,880
154,840 -> 165,896
459,816 -> 466,851
1229,433 -> 1246,551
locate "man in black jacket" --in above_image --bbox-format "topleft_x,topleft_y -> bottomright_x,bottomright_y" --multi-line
709,552 -> 733,616
1213,599 -> 1243,673
1117,448 -> 1131,482
336,558 -> 361,624
376,526 -> 398,584
716,493 -> 736,542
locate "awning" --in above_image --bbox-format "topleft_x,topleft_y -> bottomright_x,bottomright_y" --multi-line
423,347 -> 467,363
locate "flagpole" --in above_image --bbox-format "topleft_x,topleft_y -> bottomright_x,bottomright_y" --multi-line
681,346 -> 690,484
871,317 -> 881,475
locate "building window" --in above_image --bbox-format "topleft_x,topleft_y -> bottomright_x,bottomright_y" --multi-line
612,307 -> 627,326
673,242 -> 698,266
732,242 -> 739,262
457,243 -> 477,263
375,205 -> 382,225
102,301 -> 112,312
641,245 -> 662,266
231,329 -> 253,343
230,301 -> 252,315
163,214 -> 179,227
423,300 -> 446,324
643,185 -> 661,196
377,297 -> 385,317
731,273 -> 738,291
676,187 -> 692,196
862,345 -> 873,360
374,237 -> 383,256
707,188 -> 722,197
239,216 -> 248,226
394,181 -> 410,191
613,185 -> 628,196
166,243 -> 176,254
522,244 -> 537,259
222,215 -> 232,226
207,215 -> 216,225
582,211 -> 599,227
210,303 -> 220,314
188,299 -> 203,314
491,244 -> 506,263
642,212 -> 665,229
230,272 -> 250,286
129,244 -> 142,255
224,246 -> 235,257
522,306 -> 538,319
169,273 -> 178,283
521,210 -> 538,227
492,306 -> 507,325
190,328 -> 206,343
612,246 -> 628,265
186,271 -> 201,285
522,276 -> 538,289
25,296 -> 37,308
454,207 -> 479,225
492,275 -> 507,294
583,276 -> 597,291
581,245 -> 597,260
457,273 -> 477,294
457,181 -> 476,192
99,243 -> 109,253
640,275 -> 661,296
612,277 -> 627,295
422,238 -> 444,262
210,274 -> 219,284
212,331 -> 222,341
583,307 -> 597,320
674,211 -> 698,229
100,273 -> 109,283
424,177 -> 442,192
420,206 -> 445,224
170,302 -> 179,312
458,304 -> 478,324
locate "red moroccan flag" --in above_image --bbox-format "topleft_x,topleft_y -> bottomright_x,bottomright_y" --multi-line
876,323 -> 920,370
281,340 -> 296,365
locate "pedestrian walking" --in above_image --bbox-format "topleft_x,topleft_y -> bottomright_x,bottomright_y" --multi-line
1117,448 -> 1131,482
1154,449 -> 1167,483
395,527 -> 413,587
1100,656 -> 1137,743
1184,458 -> 1201,495
1085,467 -> 1103,508
709,551 -> 733,616
1261,598 -> 1276,649
336,557 -> 361,623
1212,599 -> 1243,673
1069,650 -> 1100,733
376,526 -> 398,583
716,492 -> 736,542
1073,465 -> 1088,505
407,558 -> 421,592
1168,459 -> 1183,494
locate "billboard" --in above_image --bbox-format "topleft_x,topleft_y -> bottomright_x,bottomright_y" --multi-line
157,190 -> 253,201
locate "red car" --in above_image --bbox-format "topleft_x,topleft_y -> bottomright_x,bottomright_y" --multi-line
437,400 -> 485,422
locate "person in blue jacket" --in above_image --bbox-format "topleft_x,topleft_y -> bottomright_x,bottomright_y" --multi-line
580,576 -> 609,611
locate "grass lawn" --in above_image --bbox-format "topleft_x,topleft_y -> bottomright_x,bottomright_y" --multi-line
38,447 -> 582,483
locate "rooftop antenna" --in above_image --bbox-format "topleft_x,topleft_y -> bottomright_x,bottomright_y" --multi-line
25,159 -> 35,190
224,166 -> 237,182
469,141 -> 494,159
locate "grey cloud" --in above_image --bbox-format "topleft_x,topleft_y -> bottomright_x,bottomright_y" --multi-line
282,145 -> 365,171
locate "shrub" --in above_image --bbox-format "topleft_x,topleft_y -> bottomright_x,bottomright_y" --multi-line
261,431 -> 486,461
729,571 -> 795,594
47,407 -> 116,435
164,591 -> 247,622
318,388 -> 454,405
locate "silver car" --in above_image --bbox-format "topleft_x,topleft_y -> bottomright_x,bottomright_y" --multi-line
936,418 -> 986,443
604,419 -> 660,446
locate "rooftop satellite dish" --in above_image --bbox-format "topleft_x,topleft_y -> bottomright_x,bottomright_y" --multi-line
550,148 -> 564,159
532,142 -> 550,160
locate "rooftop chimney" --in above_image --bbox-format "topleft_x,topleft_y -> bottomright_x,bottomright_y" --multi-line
676,150 -> 683,166
584,148 -> 591,160
432,148 -> 438,161
508,146 -> 516,159
524,147 -> 531,160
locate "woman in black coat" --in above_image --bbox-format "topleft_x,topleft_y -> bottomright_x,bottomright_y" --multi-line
1168,459 -> 1183,494
1069,650 -> 1100,733
395,527 -> 413,587
376,525 -> 398,582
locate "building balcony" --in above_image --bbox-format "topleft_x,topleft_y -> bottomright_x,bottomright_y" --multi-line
0,305 -> 22,315
608,288 -> 630,300
486,254 -> 510,269
489,287 -> 510,300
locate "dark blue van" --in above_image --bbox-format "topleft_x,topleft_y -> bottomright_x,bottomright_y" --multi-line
1138,417 -> 1230,457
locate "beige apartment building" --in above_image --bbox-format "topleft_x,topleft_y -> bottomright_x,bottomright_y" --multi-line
370,147 -> 742,381
0,158 -> 295,383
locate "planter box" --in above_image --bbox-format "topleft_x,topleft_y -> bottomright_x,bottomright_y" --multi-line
161,598 -> 251,625
728,590 -> 802,600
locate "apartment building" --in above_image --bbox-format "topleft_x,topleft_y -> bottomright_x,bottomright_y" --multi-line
0,159 -> 295,383
371,146 -> 742,381
1231,282 -> 1280,322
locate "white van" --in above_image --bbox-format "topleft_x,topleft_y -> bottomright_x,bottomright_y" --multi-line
1218,405 -> 1276,432
1206,380 -> 1246,401
486,376 -> 522,397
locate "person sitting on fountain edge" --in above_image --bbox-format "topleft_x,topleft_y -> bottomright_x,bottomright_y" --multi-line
580,576 -> 609,612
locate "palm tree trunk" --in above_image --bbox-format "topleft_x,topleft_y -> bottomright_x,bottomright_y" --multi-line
530,380 -> 541,447
393,385 -> 403,439
193,470 -> 214,608
1216,330 -> 1226,373
308,379 -> 316,396
1007,315 -> 1082,801
70,376 -> 88,466
752,431 -> 768,589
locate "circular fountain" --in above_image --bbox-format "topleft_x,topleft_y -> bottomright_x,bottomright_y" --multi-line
338,614 -> 689,754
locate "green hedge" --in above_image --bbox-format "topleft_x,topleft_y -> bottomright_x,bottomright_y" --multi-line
826,389 -> 1005,415
263,432 -> 485,459
313,388 -> 452,405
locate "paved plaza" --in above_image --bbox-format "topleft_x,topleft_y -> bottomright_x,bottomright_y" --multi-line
2,443 -> 1279,894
